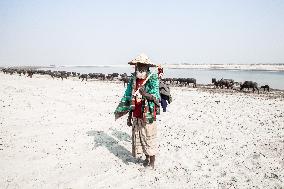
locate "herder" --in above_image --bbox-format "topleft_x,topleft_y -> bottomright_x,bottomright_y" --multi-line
114,54 -> 160,169
158,69 -> 172,112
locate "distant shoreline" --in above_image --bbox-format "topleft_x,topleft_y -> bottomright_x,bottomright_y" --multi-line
165,67 -> 284,72
2,63 -> 284,72
48,63 -> 284,72
164,63 -> 284,72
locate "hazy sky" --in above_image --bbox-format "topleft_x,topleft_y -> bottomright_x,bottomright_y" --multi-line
0,0 -> 284,66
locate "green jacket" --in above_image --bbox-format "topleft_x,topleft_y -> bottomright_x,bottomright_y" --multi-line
114,71 -> 160,123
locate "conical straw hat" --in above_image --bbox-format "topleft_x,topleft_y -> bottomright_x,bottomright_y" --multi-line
128,53 -> 156,67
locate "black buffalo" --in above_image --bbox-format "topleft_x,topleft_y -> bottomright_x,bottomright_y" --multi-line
178,78 -> 197,88
212,78 -> 234,89
260,85 -> 270,92
240,81 -> 259,94
79,74 -> 88,81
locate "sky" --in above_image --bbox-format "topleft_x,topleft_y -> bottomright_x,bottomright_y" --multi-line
0,0 -> 284,66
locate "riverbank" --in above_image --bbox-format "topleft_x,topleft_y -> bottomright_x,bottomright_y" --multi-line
3,65 -> 284,90
55,63 -> 284,72
3,63 -> 284,72
165,63 -> 284,72
0,73 -> 283,188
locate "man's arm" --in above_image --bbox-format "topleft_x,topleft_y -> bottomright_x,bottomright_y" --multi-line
140,89 -> 159,107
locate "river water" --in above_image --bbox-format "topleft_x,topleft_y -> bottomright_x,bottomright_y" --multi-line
45,66 -> 284,90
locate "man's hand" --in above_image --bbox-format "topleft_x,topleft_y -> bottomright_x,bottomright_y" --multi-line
127,117 -> 132,126
139,87 -> 153,100
139,87 -> 160,107
139,87 -> 147,97
127,111 -> 133,126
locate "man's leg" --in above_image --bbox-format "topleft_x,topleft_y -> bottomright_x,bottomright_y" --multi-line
161,98 -> 167,112
140,120 -> 157,169
143,154 -> 150,167
149,155 -> 155,169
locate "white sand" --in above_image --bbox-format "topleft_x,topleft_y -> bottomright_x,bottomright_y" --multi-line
0,73 -> 283,188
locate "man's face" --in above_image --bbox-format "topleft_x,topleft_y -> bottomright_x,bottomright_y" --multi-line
136,64 -> 148,79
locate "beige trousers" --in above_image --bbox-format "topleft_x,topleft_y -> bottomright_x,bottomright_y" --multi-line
132,117 -> 157,157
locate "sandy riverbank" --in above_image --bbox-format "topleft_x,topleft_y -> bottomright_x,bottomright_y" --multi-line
0,73 -> 283,188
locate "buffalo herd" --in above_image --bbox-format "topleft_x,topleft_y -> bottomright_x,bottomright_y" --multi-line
1,68 -> 271,93
162,78 -> 197,88
1,68 -> 117,81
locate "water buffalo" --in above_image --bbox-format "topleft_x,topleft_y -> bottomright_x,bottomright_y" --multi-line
60,73 -> 69,80
240,81 -> 259,94
71,72 -> 77,77
106,74 -> 113,80
219,79 -> 234,89
162,78 -> 173,84
79,74 -> 88,81
16,69 -> 26,76
178,78 -> 197,88
97,73 -> 105,80
50,71 -> 67,80
120,75 -> 131,87
106,73 -> 119,80
212,78 -> 234,89
2,68 -> 15,75
111,73 -> 119,78
260,85 -> 270,92
27,70 -> 34,78
212,78 -> 219,88
88,73 -> 98,79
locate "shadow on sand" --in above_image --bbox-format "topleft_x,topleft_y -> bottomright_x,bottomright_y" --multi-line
110,128 -> 131,142
86,130 -> 136,165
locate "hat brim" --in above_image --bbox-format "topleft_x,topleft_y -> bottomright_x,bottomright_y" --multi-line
128,62 -> 156,67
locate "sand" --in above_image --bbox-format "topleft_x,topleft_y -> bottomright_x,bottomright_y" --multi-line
0,73 -> 283,188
